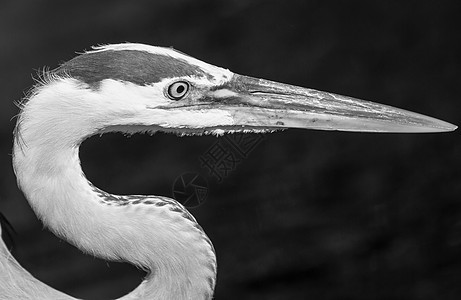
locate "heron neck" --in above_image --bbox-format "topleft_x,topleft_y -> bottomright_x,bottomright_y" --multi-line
12,86 -> 216,299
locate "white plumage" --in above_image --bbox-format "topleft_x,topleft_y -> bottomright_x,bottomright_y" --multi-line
1,43 -> 456,300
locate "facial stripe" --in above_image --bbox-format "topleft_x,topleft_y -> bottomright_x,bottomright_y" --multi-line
91,44 -> 222,74
90,43 -> 234,85
54,50 -> 211,88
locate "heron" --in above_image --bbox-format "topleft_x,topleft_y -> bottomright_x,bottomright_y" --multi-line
0,43 -> 456,299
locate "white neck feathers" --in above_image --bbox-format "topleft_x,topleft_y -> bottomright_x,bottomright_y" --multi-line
12,78 -> 216,299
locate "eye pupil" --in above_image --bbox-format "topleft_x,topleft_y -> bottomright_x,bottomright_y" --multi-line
176,85 -> 185,93
167,81 -> 189,100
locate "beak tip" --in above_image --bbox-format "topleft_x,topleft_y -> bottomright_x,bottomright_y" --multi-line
443,123 -> 457,132
425,118 -> 457,133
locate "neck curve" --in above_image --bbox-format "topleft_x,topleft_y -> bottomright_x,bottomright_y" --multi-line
12,81 -> 216,299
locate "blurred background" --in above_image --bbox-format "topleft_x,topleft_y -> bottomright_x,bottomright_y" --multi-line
1,0 -> 460,299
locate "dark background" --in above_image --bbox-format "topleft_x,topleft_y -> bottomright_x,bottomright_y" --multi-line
1,0 -> 460,299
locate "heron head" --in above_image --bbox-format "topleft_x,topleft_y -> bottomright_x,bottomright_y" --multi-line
31,43 -> 456,140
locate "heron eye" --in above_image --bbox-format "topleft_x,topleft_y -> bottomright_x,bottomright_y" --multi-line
167,81 -> 190,100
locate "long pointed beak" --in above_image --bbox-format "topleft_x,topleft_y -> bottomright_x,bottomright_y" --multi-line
219,74 -> 457,133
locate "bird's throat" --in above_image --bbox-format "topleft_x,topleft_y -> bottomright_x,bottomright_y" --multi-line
13,97 -> 216,299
